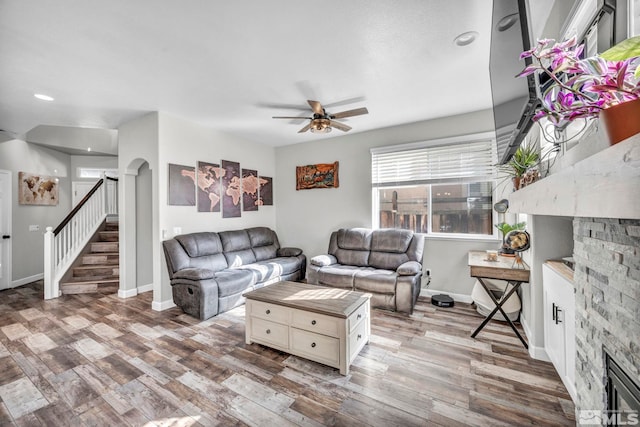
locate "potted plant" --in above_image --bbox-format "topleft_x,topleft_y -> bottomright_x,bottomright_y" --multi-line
517,35 -> 640,144
495,221 -> 526,255
497,142 -> 539,190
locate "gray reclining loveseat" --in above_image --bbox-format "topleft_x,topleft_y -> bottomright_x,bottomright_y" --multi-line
163,227 -> 306,320
308,228 -> 425,313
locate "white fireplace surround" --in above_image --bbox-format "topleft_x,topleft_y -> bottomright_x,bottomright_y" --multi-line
508,134 -> 640,221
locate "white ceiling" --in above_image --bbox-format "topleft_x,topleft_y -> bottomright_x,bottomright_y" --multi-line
0,0 -> 496,147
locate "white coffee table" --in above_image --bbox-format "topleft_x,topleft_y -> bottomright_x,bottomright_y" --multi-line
244,281 -> 371,375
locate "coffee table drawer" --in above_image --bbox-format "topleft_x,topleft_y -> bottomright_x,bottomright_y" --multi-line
348,302 -> 368,333
248,300 -> 290,323
251,318 -> 289,348
291,309 -> 340,337
349,316 -> 368,361
291,328 -> 340,367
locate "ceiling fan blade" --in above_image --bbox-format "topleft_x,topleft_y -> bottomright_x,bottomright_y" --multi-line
307,100 -> 324,115
329,120 -> 352,132
298,123 -> 312,133
330,107 -> 369,119
272,116 -> 310,119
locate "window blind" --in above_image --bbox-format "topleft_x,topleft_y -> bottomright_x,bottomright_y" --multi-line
371,137 -> 497,187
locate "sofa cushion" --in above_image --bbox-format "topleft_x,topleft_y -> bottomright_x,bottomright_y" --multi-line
247,227 -> 277,247
176,232 -> 223,257
239,257 -> 301,282
334,248 -> 370,267
354,268 -> 397,294
371,229 -> 413,253
252,245 -> 278,262
337,228 -> 372,250
224,249 -> 257,267
215,270 -> 254,297
368,252 -> 410,271
219,229 -> 251,252
317,265 -> 360,289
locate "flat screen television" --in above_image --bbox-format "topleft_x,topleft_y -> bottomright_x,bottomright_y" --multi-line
490,0 -> 539,164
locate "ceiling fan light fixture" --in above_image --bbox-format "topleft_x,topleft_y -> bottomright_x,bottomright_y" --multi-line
310,119 -> 332,134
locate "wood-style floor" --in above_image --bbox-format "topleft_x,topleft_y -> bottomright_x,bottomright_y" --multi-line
0,281 -> 575,426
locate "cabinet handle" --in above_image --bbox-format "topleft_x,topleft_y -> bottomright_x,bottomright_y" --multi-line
266,309 -> 270,315
555,307 -> 563,325
552,303 -> 556,321
357,334 -> 362,339
311,320 -> 316,325
266,329 -> 271,334
357,314 -> 362,319
311,342 -> 316,348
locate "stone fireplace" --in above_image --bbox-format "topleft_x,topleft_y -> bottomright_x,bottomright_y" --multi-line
507,135 -> 640,419
573,217 -> 640,415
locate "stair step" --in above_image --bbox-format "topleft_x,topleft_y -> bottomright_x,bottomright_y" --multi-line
99,231 -> 119,242
60,276 -> 119,295
105,222 -> 119,231
91,242 -> 119,253
73,265 -> 119,278
82,252 -> 119,265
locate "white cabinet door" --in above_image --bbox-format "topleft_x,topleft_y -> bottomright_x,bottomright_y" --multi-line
542,263 -> 576,402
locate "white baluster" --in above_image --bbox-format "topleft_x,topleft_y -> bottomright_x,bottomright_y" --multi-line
44,227 -> 56,299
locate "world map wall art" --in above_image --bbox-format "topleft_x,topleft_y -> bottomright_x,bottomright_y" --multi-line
168,161 -> 273,218
18,172 -> 59,206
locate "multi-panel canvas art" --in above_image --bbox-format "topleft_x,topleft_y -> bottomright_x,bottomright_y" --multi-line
197,161 -> 222,212
242,168 -> 259,212
167,159 -> 273,217
221,160 -> 241,218
168,164 -> 196,206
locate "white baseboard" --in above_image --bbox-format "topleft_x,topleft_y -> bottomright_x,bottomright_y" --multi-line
12,273 -> 44,288
420,288 -> 473,304
137,283 -> 153,293
521,315 -> 550,361
152,299 -> 176,311
118,288 -> 138,299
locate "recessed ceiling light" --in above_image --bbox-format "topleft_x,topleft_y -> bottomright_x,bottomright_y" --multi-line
454,31 -> 479,47
34,93 -> 54,101
497,13 -> 519,32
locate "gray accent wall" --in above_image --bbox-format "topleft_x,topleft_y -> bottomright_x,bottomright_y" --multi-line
136,161 -> 153,288
274,109 -> 498,296
0,139 -> 72,284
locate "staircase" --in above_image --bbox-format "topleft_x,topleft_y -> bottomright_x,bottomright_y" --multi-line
60,221 -> 119,295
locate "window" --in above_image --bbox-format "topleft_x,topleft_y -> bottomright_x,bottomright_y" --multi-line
77,167 -> 118,179
372,133 -> 497,237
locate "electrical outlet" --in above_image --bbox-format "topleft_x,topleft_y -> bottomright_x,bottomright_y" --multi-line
29,225 -> 40,232
173,227 -> 182,236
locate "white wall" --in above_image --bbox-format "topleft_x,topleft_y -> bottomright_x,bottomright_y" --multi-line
275,109 -> 499,296
0,139 -> 72,285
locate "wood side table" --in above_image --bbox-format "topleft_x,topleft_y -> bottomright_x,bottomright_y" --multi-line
468,251 -> 530,348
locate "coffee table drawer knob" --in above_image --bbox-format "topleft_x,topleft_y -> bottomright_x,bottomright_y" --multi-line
311,320 -> 316,325
266,309 -> 271,314
266,329 -> 271,334
311,342 -> 316,348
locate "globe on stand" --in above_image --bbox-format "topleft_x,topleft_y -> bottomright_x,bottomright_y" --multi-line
504,230 -> 530,269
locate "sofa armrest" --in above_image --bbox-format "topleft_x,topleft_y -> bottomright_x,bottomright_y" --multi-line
173,268 -> 215,281
310,254 -> 338,267
397,261 -> 422,276
277,247 -> 303,257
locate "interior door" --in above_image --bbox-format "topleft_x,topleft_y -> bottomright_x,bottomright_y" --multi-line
72,181 -> 98,207
0,170 -> 11,290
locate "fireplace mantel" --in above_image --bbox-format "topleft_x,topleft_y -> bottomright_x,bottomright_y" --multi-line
508,134 -> 640,219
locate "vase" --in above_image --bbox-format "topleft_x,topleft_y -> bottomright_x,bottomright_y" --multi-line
512,176 -> 521,191
599,98 -> 640,145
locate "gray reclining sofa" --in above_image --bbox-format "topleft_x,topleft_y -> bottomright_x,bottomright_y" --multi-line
163,227 -> 306,320
308,228 -> 425,313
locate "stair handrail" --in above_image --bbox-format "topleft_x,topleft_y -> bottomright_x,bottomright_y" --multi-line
44,174 -> 119,299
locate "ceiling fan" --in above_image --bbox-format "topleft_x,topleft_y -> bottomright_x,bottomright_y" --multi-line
272,100 -> 368,134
